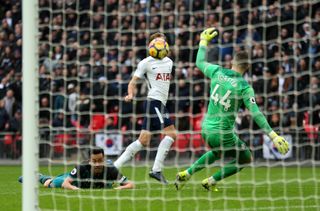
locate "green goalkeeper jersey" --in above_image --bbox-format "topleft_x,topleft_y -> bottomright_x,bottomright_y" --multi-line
196,46 -> 272,135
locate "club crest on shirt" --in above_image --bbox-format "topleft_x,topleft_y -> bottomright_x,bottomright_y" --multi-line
250,97 -> 256,104
71,168 -> 77,175
155,73 -> 171,81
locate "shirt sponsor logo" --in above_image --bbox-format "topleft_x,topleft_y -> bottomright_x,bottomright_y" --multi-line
156,73 -> 171,81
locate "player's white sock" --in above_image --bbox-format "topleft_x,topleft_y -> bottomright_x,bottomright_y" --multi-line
114,140 -> 143,169
152,136 -> 174,172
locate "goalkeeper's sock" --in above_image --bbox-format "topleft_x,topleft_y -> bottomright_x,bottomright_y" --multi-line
202,177 -> 218,192
114,140 -> 143,169
187,151 -> 217,175
39,174 -> 52,185
212,160 -> 243,181
152,136 -> 174,172
208,176 -> 216,185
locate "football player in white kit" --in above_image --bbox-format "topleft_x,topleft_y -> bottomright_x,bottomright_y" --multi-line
114,33 -> 176,184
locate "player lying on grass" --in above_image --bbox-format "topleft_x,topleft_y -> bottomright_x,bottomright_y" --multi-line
114,32 -> 176,184
175,28 -> 289,191
18,147 -> 134,190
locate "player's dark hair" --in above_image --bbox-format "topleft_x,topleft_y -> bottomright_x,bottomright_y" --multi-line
88,147 -> 104,157
234,51 -> 249,72
149,32 -> 166,43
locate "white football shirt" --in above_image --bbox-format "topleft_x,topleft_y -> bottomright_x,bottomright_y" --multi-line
134,56 -> 173,105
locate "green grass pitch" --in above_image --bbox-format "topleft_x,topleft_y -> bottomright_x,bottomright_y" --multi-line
1,165 -> 319,211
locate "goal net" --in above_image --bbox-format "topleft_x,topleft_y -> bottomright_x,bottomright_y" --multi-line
26,0 -> 320,210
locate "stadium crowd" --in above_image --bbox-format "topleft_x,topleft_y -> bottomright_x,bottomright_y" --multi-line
0,0 -> 319,159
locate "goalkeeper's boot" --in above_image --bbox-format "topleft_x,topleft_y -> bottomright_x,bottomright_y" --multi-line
149,171 -> 168,185
174,170 -> 191,190
201,177 -> 218,192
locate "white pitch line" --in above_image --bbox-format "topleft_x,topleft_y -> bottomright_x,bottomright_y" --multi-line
201,205 -> 320,211
41,209 -> 69,211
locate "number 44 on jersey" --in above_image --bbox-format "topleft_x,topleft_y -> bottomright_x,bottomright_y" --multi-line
211,84 -> 231,111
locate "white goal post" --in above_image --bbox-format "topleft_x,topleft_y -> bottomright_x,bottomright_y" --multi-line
22,0 -> 39,210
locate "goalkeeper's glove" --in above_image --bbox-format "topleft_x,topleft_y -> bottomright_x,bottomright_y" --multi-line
200,28 -> 219,47
269,131 -> 290,155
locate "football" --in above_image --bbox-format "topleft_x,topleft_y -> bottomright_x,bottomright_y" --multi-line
148,38 -> 169,59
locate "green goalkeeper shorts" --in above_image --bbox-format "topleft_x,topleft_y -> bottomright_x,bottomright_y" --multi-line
202,127 -> 252,163
201,129 -> 248,151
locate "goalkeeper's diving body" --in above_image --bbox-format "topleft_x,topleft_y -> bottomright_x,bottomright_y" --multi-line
175,28 -> 290,191
113,32 -> 176,184
18,147 -> 134,190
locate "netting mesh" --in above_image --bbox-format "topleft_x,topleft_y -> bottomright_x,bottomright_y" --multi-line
4,0 -> 320,210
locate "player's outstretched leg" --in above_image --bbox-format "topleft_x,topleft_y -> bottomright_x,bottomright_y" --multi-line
187,151 -> 218,174
201,145 -> 251,191
18,173 -> 52,185
175,150 -> 218,190
202,159 -> 239,191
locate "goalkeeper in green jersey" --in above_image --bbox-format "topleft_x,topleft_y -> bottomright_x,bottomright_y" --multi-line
174,28 -> 289,191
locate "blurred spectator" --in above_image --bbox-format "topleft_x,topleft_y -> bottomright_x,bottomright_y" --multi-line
52,110 -> 72,128
76,93 -> 91,127
176,111 -> 190,131
220,32 -> 233,60
6,109 -> 22,133
269,113 -> 281,129
3,89 -> 16,118
92,77 -> 107,112
304,76 -> 320,107
106,116 -> 117,131
39,96 -> 50,126
67,83 -> 78,121
10,73 -> 22,102
0,99 -> 9,131
53,85 -> 66,111
177,79 -> 190,112
277,65 -> 293,94
0,77 -> 10,99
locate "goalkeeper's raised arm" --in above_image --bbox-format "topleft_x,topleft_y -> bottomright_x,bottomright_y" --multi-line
195,28 -> 220,78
